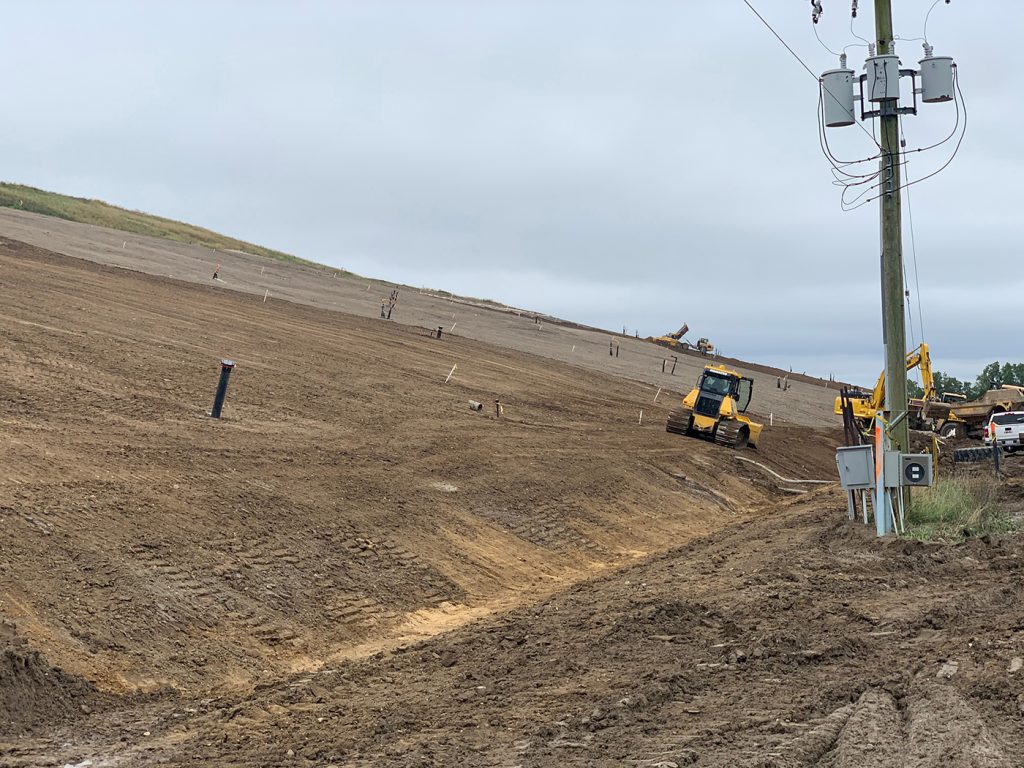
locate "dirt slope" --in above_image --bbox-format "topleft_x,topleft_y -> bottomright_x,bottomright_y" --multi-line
0,236 -> 838,704
1,222 -> 1021,767
8,487 -> 1024,767
0,207 -> 841,426
0,619 -> 109,741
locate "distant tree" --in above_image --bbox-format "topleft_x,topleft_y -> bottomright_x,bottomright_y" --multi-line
976,361 -> 1004,393
906,378 -> 925,399
933,362 -> 1024,400
933,370 -> 971,397
1001,362 -> 1024,387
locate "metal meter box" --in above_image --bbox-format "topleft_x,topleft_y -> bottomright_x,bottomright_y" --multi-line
836,445 -> 875,490
900,454 -> 934,487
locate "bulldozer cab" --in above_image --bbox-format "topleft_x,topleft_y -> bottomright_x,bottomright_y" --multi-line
736,377 -> 753,413
700,370 -> 733,396
697,369 -> 753,413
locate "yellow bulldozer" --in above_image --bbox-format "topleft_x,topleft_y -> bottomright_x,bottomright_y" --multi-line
666,364 -> 763,449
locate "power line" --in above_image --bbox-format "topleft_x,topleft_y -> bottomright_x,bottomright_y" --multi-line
743,0 -> 964,221
813,23 -> 841,57
739,0 -> 819,81
740,0 -> 882,150
900,120 -> 927,344
923,0 -> 945,43
858,68 -> 968,205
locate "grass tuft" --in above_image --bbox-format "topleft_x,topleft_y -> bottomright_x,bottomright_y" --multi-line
0,181 -> 349,274
904,474 -> 1016,542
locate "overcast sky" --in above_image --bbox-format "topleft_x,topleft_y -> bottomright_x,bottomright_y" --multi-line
2,1 -> 1019,384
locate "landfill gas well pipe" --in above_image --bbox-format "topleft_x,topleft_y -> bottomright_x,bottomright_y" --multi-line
211,359 -> 235,419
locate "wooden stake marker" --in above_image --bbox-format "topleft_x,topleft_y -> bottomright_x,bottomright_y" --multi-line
445,364 -> 457,383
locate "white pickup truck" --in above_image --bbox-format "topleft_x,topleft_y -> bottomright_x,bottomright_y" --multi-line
983,411 -> 1024,452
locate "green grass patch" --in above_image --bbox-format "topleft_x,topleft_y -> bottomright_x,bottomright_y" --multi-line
0,181 -> 348,274
904,475 -> 1017,542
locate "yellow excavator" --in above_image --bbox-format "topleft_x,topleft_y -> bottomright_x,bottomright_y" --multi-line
666,364 -> 763,449
833,343 -> 965,432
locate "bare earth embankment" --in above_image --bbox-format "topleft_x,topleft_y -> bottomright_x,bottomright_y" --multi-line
0,212 -> 1021,767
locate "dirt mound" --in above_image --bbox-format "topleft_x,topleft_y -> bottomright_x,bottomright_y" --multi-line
0,620 -> 105,738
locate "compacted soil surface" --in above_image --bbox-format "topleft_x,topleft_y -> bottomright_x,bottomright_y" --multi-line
1,221 -> 1020,767
0,206 -> 841,426
6,486 -> 1024,767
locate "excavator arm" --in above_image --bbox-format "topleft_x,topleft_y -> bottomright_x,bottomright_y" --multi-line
835,343 -> 935,421
913,342 -> 935,402
869,343 -> 932,408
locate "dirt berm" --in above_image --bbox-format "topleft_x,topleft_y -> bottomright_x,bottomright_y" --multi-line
0,619 -> 107,740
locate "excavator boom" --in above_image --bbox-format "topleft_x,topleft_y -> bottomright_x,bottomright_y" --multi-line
835,343 -> 934,425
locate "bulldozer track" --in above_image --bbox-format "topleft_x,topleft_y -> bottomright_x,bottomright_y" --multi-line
713,419 -> 748,449
665,407 -> 693,435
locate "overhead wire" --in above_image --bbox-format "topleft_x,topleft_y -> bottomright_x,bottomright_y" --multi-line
900,117 -> 927,344
923,0 -> 945,43
848,7 -> 872,48
816,89 -> 883,178
739,0 -> 819,80
741,0 -> 965,213
858,67 -> 967,205
813,24 -> 842,57
740,0 -> 882,150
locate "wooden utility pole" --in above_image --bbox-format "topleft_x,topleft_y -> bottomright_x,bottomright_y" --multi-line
874,0 -> 909,456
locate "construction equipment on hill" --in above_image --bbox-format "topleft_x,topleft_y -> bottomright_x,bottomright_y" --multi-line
833,343 -> 938,431
666,364 -> 762,449
833,343 -> 1024,440
651,324 -> 689,351
649,323 -> 714,356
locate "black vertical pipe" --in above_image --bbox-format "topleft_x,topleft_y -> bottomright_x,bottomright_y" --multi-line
211,359 -> 235,419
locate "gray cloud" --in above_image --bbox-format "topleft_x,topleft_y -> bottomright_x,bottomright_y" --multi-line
1,0 -> 1020,385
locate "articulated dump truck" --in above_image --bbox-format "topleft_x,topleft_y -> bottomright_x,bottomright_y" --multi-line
924,385 -> 1024,439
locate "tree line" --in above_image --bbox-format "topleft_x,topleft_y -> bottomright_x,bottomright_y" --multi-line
907,361 -> 1024,400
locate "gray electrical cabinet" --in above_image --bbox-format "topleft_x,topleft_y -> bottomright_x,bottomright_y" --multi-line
836,445 -> 875,490
900,454 -> 934,487
884,451 -> 902,489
